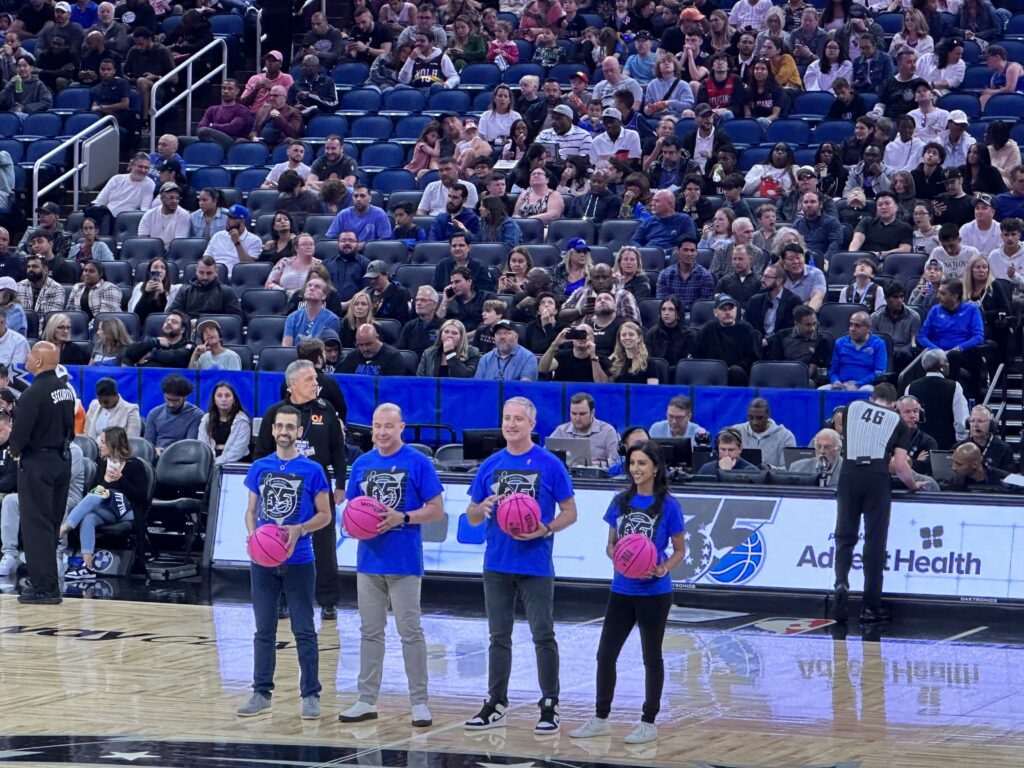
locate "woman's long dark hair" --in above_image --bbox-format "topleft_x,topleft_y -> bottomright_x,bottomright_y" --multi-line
987,120 -> 1010,150
658,295 -> 682,329
819,37 -> 848,75
935,37 -> 960,69
481,195 -> 509,234
820,0 -> 851,27
205,382 -> 243,439
145,257 -> 171,294
815,141 -> 845,175
616,441 -> 669,523
102,426 -> 133,462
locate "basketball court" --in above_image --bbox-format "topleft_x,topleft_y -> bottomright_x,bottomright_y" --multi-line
0,574 -> 1021,768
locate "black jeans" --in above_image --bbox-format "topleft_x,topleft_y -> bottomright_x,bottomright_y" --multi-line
835,467 -> 892,612
18,451 -> 70,594
595,590 -> 672,724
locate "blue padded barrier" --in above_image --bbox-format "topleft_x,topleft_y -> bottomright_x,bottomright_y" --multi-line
439,378 -> 500,438
690,387 -> 756,440
335,373 -> 376,425
256,371 -> 287,415
80,366 -> 139,409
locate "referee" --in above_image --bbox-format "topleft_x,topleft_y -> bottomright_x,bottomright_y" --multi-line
8,342 -> 75,605
833,383 -> 923,624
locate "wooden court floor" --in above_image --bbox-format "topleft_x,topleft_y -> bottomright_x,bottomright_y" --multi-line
0,596 -> 1022,768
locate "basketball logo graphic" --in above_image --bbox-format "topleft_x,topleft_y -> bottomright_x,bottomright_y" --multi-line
707,530 -> 765,585
492,470 -> 540,499
259,473 -> 303,521
363,470 -> 407,510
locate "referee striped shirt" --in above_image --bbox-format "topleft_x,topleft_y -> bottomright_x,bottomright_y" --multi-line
844,400 -> 903,462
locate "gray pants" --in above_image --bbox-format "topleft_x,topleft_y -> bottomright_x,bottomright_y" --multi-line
483,569 -> 559,708
2,494 -> 70,557
356,573 -> 429,706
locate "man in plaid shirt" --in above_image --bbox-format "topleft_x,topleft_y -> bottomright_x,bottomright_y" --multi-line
16,256 -> 65,315
656,236 -> 715,310
558,263 -> 640,324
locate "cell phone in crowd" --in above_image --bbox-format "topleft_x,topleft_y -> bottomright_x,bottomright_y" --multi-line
150,270 -> 159,280
445,287 -> 455,299
565,328 -> 588,341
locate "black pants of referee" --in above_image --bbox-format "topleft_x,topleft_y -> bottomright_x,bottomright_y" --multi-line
312,502 -> 339,609
835,468 -> 891,613
18,451 -> 71,595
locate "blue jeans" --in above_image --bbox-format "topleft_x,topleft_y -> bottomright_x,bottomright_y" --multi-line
250,560 -> 321,699
65,493 -> 133,554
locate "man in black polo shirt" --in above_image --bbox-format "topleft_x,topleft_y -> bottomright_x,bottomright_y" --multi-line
306,135 -> 357,190
932,167 -> 974,227
437,267 -> 495,332
847,192 -> 913,258
539,324 -> 609,383
13,0 -> 55,40
343,7 -> 391,66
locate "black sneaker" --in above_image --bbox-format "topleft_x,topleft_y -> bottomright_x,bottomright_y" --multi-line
18,589 -> 61,605
321,605 -> 337,621
832,584 -> 849,623
464,701 -> 507,730
536,699 -> 560,734
65,564 -> 96,582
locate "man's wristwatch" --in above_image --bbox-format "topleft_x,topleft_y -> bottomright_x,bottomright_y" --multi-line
403,513 -> 411,525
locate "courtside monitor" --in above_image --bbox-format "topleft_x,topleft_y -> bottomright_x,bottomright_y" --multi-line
653,438 -> 692,468
463,429 -> 540,461
770,470 -> 820,486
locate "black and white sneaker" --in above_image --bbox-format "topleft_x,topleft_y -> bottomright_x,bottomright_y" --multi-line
464,701 -> 507,730
536,699 -> 560,734
64,564 -> 96,581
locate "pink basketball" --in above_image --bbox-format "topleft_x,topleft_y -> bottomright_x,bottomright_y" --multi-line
344,496 -> 386,540
613,534 -> 659,579
248,524 -> 291,567
497,493 -> 541,537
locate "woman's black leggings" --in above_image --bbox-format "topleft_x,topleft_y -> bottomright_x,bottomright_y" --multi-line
595,590 -> 672,723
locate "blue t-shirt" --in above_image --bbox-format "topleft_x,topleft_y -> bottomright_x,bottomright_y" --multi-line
603,493 -> 684,596
245,453 -> 330,565
345,444 -> 444,576
469,445 -> 575,577
284,307 -> 340,344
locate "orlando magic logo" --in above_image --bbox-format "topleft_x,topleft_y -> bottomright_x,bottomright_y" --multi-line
363,470 -> 407,510
492,470 -> 540,498
618,508 -> 657,540
259,472 -> 303,522
92,550 -> 114,572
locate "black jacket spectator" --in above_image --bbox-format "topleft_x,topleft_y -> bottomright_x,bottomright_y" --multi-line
693,320 -> 760,378
169,276 -> 241,317
647,322 -> 694,367
397,316 -> 442,354
746,288 -> 801,338
570,189 -> 622,223
523,318 -> 567,355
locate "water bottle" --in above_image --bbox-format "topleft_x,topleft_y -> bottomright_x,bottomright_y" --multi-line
14,76 -> 22,95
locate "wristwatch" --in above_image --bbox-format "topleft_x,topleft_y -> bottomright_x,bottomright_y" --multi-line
403,513 -> 411,525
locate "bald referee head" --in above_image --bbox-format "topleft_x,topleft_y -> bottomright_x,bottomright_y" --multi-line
27,341 -> 59,374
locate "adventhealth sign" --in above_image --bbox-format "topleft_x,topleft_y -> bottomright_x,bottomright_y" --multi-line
210,471 -> 1022,603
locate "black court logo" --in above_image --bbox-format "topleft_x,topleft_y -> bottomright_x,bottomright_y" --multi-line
920,526 -> 944,550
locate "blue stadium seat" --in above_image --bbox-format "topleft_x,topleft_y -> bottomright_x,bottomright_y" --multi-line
549,63 -> 580,86
416,170 -> 439,189
1005,13 -> 1024,37
304,215 -> 335,239
372,168 -> 417,196
513,40 -> 534,62
183,142 -> 225,167
1000,40 -> 1024,62
167,238 -> 208,267
332,62 -> 370,88
161,14 -> 182,36
937,93 -> 981,119
54,87 -> 92,113
814,120 -> 854,143
581,13 -> 603,27
788,91 -> 835,120
0,113 -> 19,137
191,167 -> 232,189
209,13 -> 243,35
394,264 -> 436,293
306,114 -> 349,139
225,142 -> 269,168
874,12 -> 904,32
472,90 -> 495,112
62,112 -> 101,136
381,89 -> 426,116
0,139 -> 22,162
766,119 -> 810,145
502,63 -> 545,86
512,218 -> 545,245
794,147 -> 817,166
599,219 -> 639,250
459,63 -> 501,91
19,112 -> 62,137
960,64 -> 992,90
394,115 -> 434,143
348,115 -> 394,144
983,94 -> 1024,119
962,39 -> 983,63
241,289 -> 288,317
338,88 -> 382,116
721,118 -> 763,148
25,139 -> 64,165
246,189 -> 279,218
360,143 -> 405,169
233,168 -> 268,192
386,189 -> 423,213
738,146 -> 769,172
426,89 -> 471,115
363,240 -> 411,267
546,220 -> 595,250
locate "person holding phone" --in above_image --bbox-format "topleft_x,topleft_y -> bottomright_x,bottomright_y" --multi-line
539,323 -> 609,383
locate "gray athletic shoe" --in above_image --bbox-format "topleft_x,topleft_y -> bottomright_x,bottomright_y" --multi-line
301,696 -> 320,720
236,692 -> 272,717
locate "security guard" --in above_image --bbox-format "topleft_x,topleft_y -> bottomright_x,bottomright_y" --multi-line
9,342 -> 75,604
833,383 -> 923,624
258,359 -> 346,620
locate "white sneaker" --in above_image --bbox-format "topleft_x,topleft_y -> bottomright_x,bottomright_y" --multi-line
570,717 -> 611,738
0,554 -> 18,576
338,701 -> 378,723
411,703 -> 432,727
624,722 -> 657,744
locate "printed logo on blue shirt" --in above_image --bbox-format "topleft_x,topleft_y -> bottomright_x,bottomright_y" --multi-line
259,472 -> 303,522
491,469 -> 540,498
617,507 -> 657,540
361,469 -> 407,510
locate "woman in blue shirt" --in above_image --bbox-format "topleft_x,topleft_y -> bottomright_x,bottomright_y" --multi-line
569,441 -> 685,746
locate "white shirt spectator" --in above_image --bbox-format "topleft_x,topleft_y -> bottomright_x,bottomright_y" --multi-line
929,244 -> 978,278
204,228 -> 262,269
915,52 -> 965,97
729,0 -> 775,30
803,60 -> 853,93
942,132 -> 976,169
589,128 -> 641,165
137,206 -> 191,247
988,243 -> 1024,287
959,220 -> 1002,257
884,136 -> 926,172
417,179 -> 478,215
93,173 -> 156,217
591,77 -> 644,109
908,107 -> 951,142
264,161 -> 311,188
0,326 -> 28,367
477,110 -> 522,143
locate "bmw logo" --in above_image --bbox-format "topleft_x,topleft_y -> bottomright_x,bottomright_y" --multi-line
92,550 -> 114,573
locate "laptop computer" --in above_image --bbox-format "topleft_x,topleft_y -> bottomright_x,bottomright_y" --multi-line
783,447 -> 816,466
930,451 -> 955,483
545,437 -> 593,468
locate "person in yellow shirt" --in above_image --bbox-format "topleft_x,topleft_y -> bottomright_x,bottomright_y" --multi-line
763,36 -> 803,91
